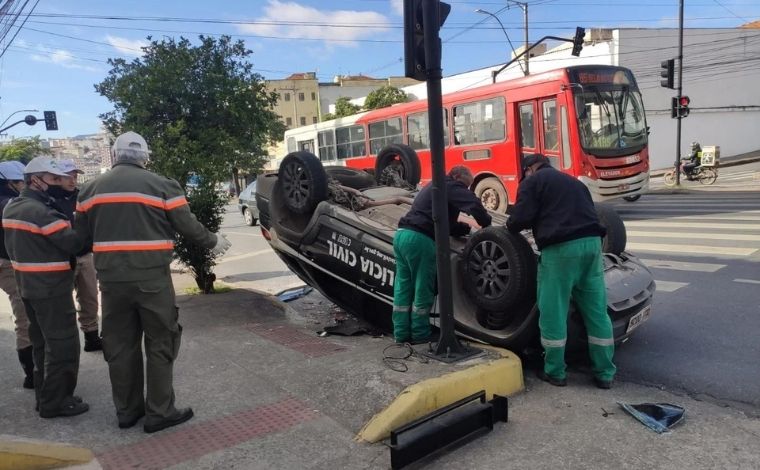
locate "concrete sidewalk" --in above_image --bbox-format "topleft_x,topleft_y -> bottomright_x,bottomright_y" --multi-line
1,274 -> 759,469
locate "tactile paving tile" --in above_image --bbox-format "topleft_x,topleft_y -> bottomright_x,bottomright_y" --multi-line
97,398 -> 319,470
245,322 -> 347,357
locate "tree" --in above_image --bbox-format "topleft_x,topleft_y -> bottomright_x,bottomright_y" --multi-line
364,86 -> 408,110
95,35 -> 284,293
322,96 -> 362,121
0,136 -> 52,164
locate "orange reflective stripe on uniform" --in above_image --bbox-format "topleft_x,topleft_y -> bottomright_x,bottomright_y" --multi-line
92,239 -> 175,252
11,261 -> 71,272
77,192 -> 188,212
2,218 -> 71,236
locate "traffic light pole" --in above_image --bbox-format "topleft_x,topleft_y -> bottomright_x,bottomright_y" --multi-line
421,0 -> 479,362
675,0 -> 684,186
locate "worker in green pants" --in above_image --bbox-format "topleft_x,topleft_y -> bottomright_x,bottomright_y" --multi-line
393,166 -> 492,343
507,154 -> 615,389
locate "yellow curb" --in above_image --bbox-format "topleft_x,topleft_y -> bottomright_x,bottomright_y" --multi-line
0,440 -> 94,470
355,346 -> 523,443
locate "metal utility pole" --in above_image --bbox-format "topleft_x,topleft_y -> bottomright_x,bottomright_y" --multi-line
675,0 -> 684,185
508,1 -> 529,75
475,9 -> 525,77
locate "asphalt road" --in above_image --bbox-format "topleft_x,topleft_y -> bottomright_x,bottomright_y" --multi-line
609,164 -> 760,416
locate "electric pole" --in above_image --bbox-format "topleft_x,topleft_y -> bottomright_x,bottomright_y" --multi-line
508,1 -> 529,75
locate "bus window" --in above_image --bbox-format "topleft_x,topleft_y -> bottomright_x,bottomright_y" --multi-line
287,137 -> 296,153
519,103 -> 535,149
453,98 -> 505,145
407,109 -> 449,150
542,99 -> 559,153
336,125 -> 366,159
369,117 -> 403,155
560,106 -> 572,169
318,130 -> 336,162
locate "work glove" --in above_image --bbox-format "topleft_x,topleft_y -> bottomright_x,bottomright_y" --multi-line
211,233 -> 232,256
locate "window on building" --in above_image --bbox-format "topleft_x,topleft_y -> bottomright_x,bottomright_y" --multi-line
407,109 -> 449,150
300,116 -> 306,126
318,130 -> 336,161
336,125 -> 366,159
453,98 -> 506,145
368,117 -> 403,155
311,92 -> 316,101
298,92 -> 305,101
286,117 -> 292,127
283,92 -> 291,102
313,117 -> 318,124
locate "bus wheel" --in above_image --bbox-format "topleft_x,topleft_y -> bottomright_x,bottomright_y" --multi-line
475,177 -> 508,213
278,151 -> 328,215
375,144 -> 421,187
461,227 -> 536,312
595,203 -> 627,255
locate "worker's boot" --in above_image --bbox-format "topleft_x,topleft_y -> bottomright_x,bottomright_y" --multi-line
17,346 -> 34,389
84,331 -> 103,352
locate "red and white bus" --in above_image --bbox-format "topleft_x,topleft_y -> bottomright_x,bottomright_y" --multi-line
282,65 -> 650,212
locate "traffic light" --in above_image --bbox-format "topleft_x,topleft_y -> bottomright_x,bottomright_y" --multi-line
43,111 -> 58,131
660,59 -> 675,89
403,0 -> 451,81
670,97 -> 678,119
678,96 -> 690,118
571,27 -> 585,57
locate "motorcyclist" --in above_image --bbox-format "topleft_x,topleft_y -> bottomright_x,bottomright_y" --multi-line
681,142 -> 702,179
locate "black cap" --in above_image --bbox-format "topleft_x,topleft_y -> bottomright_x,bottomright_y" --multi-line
522,153 -> 549,176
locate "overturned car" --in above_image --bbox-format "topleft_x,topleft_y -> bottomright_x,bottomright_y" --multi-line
256,150 -> 655,352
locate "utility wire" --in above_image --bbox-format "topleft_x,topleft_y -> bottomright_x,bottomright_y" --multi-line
0,0 -> 39,59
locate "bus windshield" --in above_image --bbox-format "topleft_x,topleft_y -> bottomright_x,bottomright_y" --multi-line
576,87 -> 647,156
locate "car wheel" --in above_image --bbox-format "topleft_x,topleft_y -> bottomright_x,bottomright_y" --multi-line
324,166 -> 376,190
595,203 -> 627,255
279,152 -> 328,215
474,177 -> 509,213
243,207 -> 257,226
374,144 -> 421,187
623,194 -> 641,202
461,227 -> 536,312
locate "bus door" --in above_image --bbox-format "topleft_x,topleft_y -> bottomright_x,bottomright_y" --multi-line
518,101 -> 538,177
539,96 -> 575,177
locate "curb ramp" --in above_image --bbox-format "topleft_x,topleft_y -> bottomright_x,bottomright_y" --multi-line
356,346 -> 524,443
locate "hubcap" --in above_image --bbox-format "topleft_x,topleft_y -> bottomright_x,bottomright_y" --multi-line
480,189 -> 500,211
468,240 -> 511,300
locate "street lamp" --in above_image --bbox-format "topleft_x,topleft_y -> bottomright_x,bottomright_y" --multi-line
475,9 -> 526,77
0,109 -> 39,129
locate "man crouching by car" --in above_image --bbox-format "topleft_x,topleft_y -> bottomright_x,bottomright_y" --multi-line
392,166 -> 492,344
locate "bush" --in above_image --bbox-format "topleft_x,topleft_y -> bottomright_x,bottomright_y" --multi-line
173,182 -> 228,293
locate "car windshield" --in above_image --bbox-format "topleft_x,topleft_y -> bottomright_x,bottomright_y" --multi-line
576,87 -> 647,156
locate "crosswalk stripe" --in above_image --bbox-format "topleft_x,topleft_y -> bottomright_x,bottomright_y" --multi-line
655,280 -> 689,292
640,258 -> 725,272
625,221 -> 760,230
627,242 -> 756,256
734,278 -> 760,285
627,230 -> 760,241
618,212 -> 760,221
624,202 -> 760,208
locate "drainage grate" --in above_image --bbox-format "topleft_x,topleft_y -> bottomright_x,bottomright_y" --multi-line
97,398 -> 318,470
246,322 -> 347,357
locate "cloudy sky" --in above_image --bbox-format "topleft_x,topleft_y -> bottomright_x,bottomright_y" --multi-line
0,0 -> 758,138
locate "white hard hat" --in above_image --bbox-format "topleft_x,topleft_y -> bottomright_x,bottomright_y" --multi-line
0,160 -> 26,181
24,156 -> 70,177
59,159 -> 84,174
113,131 -> 150,154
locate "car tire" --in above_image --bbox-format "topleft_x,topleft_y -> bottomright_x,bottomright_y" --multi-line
324,166 -> 376,190
474,177 -> 509,213
279,151 -> 328,215
243,207 -> 257,226
374,144 -> 421,187
595,203 -> 627,255
623,194 -> 641,202
461,227 -> 536,312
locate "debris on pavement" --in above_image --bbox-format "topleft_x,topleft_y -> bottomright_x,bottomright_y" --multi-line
618,402 -> 685,433
275,285 -> 313,302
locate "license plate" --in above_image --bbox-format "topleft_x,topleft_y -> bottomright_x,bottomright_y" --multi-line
626,306 -> 651,334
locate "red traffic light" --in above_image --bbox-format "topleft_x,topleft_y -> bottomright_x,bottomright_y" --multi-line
679,96 -> 690,107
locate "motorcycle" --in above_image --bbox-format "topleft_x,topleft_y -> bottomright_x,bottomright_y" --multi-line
663,160 -> 718,187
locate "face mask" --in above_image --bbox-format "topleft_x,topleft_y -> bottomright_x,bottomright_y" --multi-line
45,184 -> 73,199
